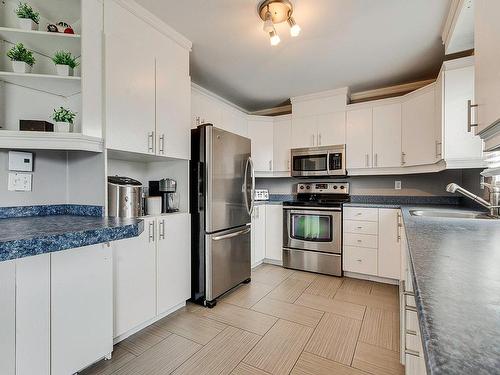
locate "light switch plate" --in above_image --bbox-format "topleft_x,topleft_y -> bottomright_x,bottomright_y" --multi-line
395,181 -> 402,190
8,173 -> 32,192
9,151 -> 33,172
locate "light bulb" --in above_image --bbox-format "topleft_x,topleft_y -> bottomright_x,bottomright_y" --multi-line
287,17 -> 301,37
269,29 -> 280,46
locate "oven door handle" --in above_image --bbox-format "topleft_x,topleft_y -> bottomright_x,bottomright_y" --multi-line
284,207 -> 342,213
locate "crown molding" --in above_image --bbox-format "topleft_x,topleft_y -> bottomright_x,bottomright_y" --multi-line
290,87 -> 350,104
191,82 -> 248,114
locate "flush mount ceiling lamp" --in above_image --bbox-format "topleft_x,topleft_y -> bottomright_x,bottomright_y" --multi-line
258,0 -> 301,46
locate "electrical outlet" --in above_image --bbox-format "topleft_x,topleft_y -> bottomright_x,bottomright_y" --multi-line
395,180 -> 402,190
8,173 -> 32,192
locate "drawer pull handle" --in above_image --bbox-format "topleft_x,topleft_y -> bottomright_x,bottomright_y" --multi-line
406,329 -> 417,336
405,305 -> 417,312
357,226 -> 363,229
356,259 -> 362,262
356,213 -> 362,216
405,349 -> 420,357
357,239 -> 362,243
403,291 -> 415,297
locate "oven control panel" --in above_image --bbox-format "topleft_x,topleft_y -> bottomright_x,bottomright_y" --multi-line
296,182 -> 349,194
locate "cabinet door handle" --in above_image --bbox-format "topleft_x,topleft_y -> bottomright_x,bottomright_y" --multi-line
148,131 -> 155,153
401,152 -> 406,166
365,154 -> 369,167
148,221 -> 155,243
374,153 -> 378,167
435,141 -> 442,158
159,219 -> 165,240
397,212 -> 402,242
287,159 -> 290,171
467,100 -> 478,133
318,133 -> 322,146
159,134 -> 165,155
312,134 -> 315,146
269,160 -> 272,171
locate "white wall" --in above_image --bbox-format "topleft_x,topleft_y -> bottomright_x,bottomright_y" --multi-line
256,169 -> 474,197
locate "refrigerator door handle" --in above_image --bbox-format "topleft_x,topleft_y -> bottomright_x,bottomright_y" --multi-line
212,227 -> 251,241
248,157 -> 256,216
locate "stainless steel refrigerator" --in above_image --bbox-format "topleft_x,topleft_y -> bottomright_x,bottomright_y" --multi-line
190,124 -> 255,307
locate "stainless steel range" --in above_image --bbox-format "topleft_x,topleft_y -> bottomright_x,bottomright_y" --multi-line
282,182 -> 350,277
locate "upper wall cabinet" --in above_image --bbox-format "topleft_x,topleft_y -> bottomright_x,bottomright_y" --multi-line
346,107 -> 373,169
248,116 -> 274,173
273,115 -> 292,173
475,0 -> 500,151
291,112 -> 345,149
104,0 -> 191,160
402,84 -> 437,167
373,103 -> 402,168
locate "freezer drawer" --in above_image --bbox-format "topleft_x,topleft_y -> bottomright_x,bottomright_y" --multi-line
205,225 -> 251,301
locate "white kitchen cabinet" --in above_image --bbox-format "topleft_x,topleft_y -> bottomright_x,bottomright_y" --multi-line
402,85 -> 437,166
0,261 -> 15,375
475,0 -> 500,142
113,217 -> 157,338
273,116 -> 292,172
251,205 -> 266,267
291,116 -> 315,148
156,50 -> 191,160
51,244 -> 113,375
373,103 -> 402,168
192,90 -> 223,128
248,117 -> 274,173
265,205 -> 283,263
343,207 -> 401,281
15,255 -> 50,375
316,112 -> 346,146
434,69 -> 444,162
378,209 -> 401,279
104,0 -> 191,159
440,59 -> 484,166
346,108 -> 373,169
105,33 -> 156,154
222,108 -> 248,137
157,214 -> 191,315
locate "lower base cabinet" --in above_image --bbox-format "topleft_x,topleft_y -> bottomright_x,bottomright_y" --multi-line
113,213 -> 191,339
0,261 -> 15,375
51,244 -> 113,375
251,205 -> 266,267
265,205 -> 283,263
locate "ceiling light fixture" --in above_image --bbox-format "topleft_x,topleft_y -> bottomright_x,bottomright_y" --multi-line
258,0 -> 301,46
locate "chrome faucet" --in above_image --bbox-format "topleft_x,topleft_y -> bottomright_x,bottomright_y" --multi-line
446,182 -> 500,217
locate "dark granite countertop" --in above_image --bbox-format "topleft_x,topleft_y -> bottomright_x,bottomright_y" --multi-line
0,215 -> 144,262
400,205 -> 500,375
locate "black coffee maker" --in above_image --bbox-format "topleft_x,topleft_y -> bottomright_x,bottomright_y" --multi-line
149,178 -> 179,213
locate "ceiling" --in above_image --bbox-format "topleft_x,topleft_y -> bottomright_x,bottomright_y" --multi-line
136,0 -> 451,112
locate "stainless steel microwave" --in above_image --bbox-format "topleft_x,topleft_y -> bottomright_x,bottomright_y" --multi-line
291,145 -> 346,177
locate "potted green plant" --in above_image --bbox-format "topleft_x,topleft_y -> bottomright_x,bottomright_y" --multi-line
52,51 -> 79,77
7,43 -> 35,73
15,2 -> 40,31
52,107 -> 76,132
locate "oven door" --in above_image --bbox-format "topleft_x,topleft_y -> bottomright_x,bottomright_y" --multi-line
283,208 -> 341,254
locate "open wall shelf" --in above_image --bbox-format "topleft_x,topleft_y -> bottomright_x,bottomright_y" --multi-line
0,130 -> 103,152
0,71 -> 81,96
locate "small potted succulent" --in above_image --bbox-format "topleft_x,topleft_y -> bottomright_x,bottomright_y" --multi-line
52,107 -> 76,132
52,50 -> 79,76
15,2 -> 40,31
7,43 -> 35,73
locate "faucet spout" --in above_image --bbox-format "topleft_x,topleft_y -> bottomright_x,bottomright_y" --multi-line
445,183 -> 496,215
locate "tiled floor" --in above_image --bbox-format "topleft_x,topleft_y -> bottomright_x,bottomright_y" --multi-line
82,264 -> 403,375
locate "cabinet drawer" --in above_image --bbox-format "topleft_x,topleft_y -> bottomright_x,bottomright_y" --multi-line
405,352 -> 427,375
343,246 -> 377,275
344,233 -> 378,249
405,309 -> 419,334
344,220 -> 378,235
405,332 -> 421,353
344,207 -> 378,222
405,294 -> 416,308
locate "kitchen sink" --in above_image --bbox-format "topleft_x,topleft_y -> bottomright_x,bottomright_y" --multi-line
409,210 -> 497,220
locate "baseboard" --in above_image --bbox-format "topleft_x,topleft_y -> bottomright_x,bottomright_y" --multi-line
252,260 -> 264,269
343,271 -> 399,285
264,258 -> 283,266
113,301 -> 186,344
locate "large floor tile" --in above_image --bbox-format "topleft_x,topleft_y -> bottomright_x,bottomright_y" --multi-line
358,307 -> 400,352
197,302 -> 277,335
80,346 -> 136,375
173,326 -> 260,375
231,362 -> 271,375
339,278 -> 373,295
252,297 -> 324,327
251,264 -> 294,286
295,293 -> 366,320
113,334 -> 201,375
154,310 -> 227,345
243,319 -> 313,375
371,282 -> 399,298
291,352 -> 371,375
352,342 -> 404,375
334,290 -> 399,311
303,274 -> 343,299
117,324 -> 169,356
266,277 -> 312,303
287,270 -> 319,283
304,313 -> 362,365
221,281 -> 274,308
